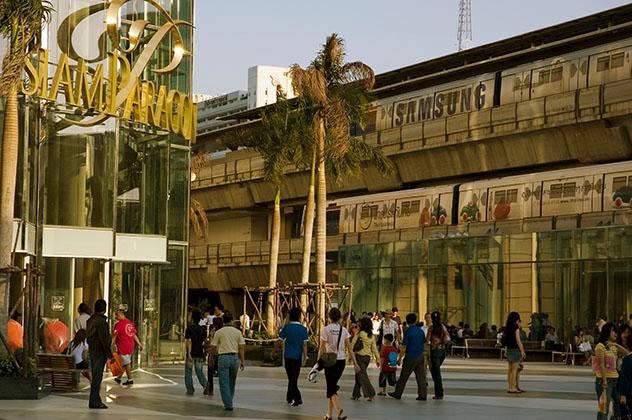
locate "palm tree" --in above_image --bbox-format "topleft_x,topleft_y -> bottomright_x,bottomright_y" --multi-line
0,0 -> 52,342
290,34 -> 391,328
246,88 -> 311,335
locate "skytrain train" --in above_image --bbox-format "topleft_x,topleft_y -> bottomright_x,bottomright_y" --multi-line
327,161 -> 632,234
371,37 -> 632,131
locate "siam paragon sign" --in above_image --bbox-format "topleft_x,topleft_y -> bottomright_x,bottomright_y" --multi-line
21,0 -> 197,141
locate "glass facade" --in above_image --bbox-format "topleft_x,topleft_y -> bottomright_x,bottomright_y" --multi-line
340,227 -> 632,340
8,0 -> 193,364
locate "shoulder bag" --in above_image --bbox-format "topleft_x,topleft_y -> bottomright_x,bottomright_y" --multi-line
321,326 -> 343,367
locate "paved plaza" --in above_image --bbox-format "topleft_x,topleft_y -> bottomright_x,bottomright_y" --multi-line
0,359 -> 598,419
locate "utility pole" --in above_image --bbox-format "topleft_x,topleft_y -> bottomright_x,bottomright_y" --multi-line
457,0 -> 473,51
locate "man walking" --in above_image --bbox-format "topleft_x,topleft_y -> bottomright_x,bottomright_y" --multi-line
211,312 -> 245,411
184,308 -> 207,395
112,305 -> 142,386
279,307 -> 309,406
86,299 -> 113,409
389,313 -> 427,401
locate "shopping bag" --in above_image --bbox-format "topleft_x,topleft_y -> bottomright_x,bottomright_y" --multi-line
108,352 -> 124,377
597,389 -> 607,414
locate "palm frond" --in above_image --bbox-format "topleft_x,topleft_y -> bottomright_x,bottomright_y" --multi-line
340,61 -> 375,90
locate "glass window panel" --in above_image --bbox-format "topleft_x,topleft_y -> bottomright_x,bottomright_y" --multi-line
428,266 -> 447,315
377,243 -> 394,268
447,238 -> 468,265
581,228 -> 608,260
507,189 -> 518,203
42,107 -> 116,228
393,241 -> 412,267
562,182 -> 576,198
509,234 -> 533,263
580,261 -> 607,329
505,263 -> 533,326
556,230 -> 580,260
550,183 -> 563,199
168,146 -> 190,241
429,239 -> 447,266
159,246 -> 186,359
538,70 -> 550,85
550,67 -> 563,82
597,56 -> 610,72
611,52 -> 625,69
607,261 -> 632,326
537,232 -> 556,261
608,227 -> 632,259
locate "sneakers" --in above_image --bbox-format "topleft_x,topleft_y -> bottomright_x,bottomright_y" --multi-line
291,400 -> 302,407
416,396 -> 427,401
388,392 -> 401,400
114,377 -> 121,385
122,380 -> 134,386
307,364 -> 319,383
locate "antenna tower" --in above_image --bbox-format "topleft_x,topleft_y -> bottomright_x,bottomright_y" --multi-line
457,0 -> 473,51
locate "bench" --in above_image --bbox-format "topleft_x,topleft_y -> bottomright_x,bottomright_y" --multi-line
499,341 -> 554,362
552,344 -> 584,366
451,338 -> 500,358
37,353 -> 83,390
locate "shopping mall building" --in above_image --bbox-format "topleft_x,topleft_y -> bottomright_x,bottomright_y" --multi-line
6,0 -> 193,364
191,4 -> 632,341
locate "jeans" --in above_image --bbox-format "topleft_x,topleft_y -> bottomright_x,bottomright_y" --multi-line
392,354 -> 427,399
284,358 -> 303,403
89,354 -> 107,407
595,377 -> 620,420
185,357 -> 207,394
218,354 -> 240,409
430,349 -> 446,397
352,355 -> 375,398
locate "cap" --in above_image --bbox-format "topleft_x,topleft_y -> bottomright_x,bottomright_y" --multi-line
117,304 -> 128,312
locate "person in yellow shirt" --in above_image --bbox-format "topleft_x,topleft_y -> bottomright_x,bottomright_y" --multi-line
594,322 -> 620,420
350,317 -> 380,401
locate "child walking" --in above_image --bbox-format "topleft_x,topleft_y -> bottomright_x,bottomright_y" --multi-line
378,334 -> 398,396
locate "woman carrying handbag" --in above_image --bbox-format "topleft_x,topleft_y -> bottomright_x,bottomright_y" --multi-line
318,308 -> 358,420
350,317 -> 380,401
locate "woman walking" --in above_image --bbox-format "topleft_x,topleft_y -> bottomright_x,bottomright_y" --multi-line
350,317 -> 380,401
594,322 -> 623,419
427,311 -> 450,400
318,308 -> 358,420
503,312 -> 526,393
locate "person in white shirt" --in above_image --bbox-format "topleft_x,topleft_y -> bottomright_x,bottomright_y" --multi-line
239,313 -> 251,332
69,329 -> 91,381
74,303 -> 91,333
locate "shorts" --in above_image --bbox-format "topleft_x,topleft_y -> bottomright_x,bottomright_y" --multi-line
76,360 -> 89,370
379,370 -> 396,387
119,353 -> 132,366
506,349 -> 521,363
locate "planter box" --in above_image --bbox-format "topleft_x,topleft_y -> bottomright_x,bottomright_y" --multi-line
0,377 -> 39,399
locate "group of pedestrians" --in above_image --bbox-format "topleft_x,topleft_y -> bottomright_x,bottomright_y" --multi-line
276,307 -> 450,420
184,306 -> 246,411
591,320 -> 632,419
85,300 -> 141,409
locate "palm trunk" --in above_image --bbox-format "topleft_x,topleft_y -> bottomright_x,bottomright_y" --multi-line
267,187 -> 281,336
0,86 -> 19,341
300,147 -> 316,314
315,117 -> 327,331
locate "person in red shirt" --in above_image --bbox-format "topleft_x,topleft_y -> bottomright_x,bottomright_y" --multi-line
378,334 -> 398,396
112,305 -> 142,385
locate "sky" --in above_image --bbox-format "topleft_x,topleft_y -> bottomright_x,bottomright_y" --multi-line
193,0 -> 631,96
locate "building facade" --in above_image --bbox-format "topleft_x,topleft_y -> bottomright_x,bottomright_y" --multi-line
6,0 -> 194,364
190,5 -> 632,340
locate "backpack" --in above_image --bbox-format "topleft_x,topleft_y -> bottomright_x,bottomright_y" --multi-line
388,350 -> 398,368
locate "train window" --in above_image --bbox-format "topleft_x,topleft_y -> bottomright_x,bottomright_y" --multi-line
513,76 -> 522,91
494,191 -> 506,204
538,70 -> 550,85
401,201 -> 411,215
613,176 -> 627,191
611,52 -> 625,69
550,67 -> 563,82
562,182 -> 576,198
326,209 -> 340,235
507,189 -> 518,203
411,200 -> 420,213
550,183 -> 563,199
597,56 -> 610,72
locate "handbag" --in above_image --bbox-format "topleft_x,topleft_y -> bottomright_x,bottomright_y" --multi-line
353,333 -> 364,353
321,326 -> 343,368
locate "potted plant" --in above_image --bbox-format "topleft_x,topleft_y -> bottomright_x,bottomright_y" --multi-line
0,354 -> 39,399
305,337 -> 318,367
